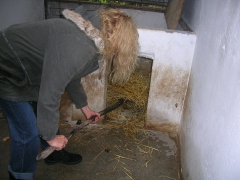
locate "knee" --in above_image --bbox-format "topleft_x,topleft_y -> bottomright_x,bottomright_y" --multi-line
25,127 -> 39,143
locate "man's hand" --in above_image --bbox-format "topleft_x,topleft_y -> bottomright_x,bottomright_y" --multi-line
81,105 -> 100,123
47,135 -> 68,151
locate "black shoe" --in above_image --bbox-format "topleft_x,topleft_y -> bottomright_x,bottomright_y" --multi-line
9,172 -> 17,180
44,149 -> 82,165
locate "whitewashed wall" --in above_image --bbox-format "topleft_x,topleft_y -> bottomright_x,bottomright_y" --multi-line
180,1 -> 240,179
138,29 -> 196,132
0,0 -> 44,31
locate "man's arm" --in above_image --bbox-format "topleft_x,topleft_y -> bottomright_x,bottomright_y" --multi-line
81,105 -> 100,123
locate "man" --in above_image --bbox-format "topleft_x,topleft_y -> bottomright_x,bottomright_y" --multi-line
0,5 -> 139,180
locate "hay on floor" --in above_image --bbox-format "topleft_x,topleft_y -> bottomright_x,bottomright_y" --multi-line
106,71 -> 151,138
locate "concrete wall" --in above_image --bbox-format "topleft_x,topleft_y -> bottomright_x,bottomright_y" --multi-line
180,1 -> 240,179
120,9 -> 196,132
0,0 -> 44,31
138,29 -> 196,133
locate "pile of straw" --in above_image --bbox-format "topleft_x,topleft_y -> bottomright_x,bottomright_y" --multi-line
107,72 -> 150,112
105,72 -> 151,138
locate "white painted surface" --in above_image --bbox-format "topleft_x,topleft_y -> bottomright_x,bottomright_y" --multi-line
138,28 -> 196,129
121,9 -> 167,29
0,0 -> 44,31
180,1 -> 240,179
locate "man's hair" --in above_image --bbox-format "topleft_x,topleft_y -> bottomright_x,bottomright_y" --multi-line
100,8 -> 139,84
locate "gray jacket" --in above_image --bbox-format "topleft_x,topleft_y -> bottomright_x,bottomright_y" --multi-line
0,6 -> 101,140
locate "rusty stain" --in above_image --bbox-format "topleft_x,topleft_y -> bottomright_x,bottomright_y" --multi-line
144,63 -> 190,134
151,64 -> 189,112
146,121 -> 178,135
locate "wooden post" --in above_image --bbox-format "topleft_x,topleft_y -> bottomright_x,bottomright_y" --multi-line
165,0 -> 185,30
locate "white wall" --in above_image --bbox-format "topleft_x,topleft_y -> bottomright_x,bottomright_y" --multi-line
0,0 -> 44,31
138,29 -> 196,132
180,1 -> 240,179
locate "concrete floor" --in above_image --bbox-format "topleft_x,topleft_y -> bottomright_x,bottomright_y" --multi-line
0,108 -> 180,180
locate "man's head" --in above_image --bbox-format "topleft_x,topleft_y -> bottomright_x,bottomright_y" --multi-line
100,8 -> 139,85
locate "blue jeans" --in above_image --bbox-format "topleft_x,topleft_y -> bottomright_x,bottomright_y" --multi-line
0,99 -> 61,179
0,98 -> 38,180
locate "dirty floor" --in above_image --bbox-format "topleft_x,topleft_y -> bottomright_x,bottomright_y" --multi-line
0,109 -> 180,180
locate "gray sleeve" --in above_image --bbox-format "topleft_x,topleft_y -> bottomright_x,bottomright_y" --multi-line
37,35 -> 83,141
66,78 -> 88,109
37,38 -> 72,140
65,54 -> 99,109
36,21 -> 99,141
